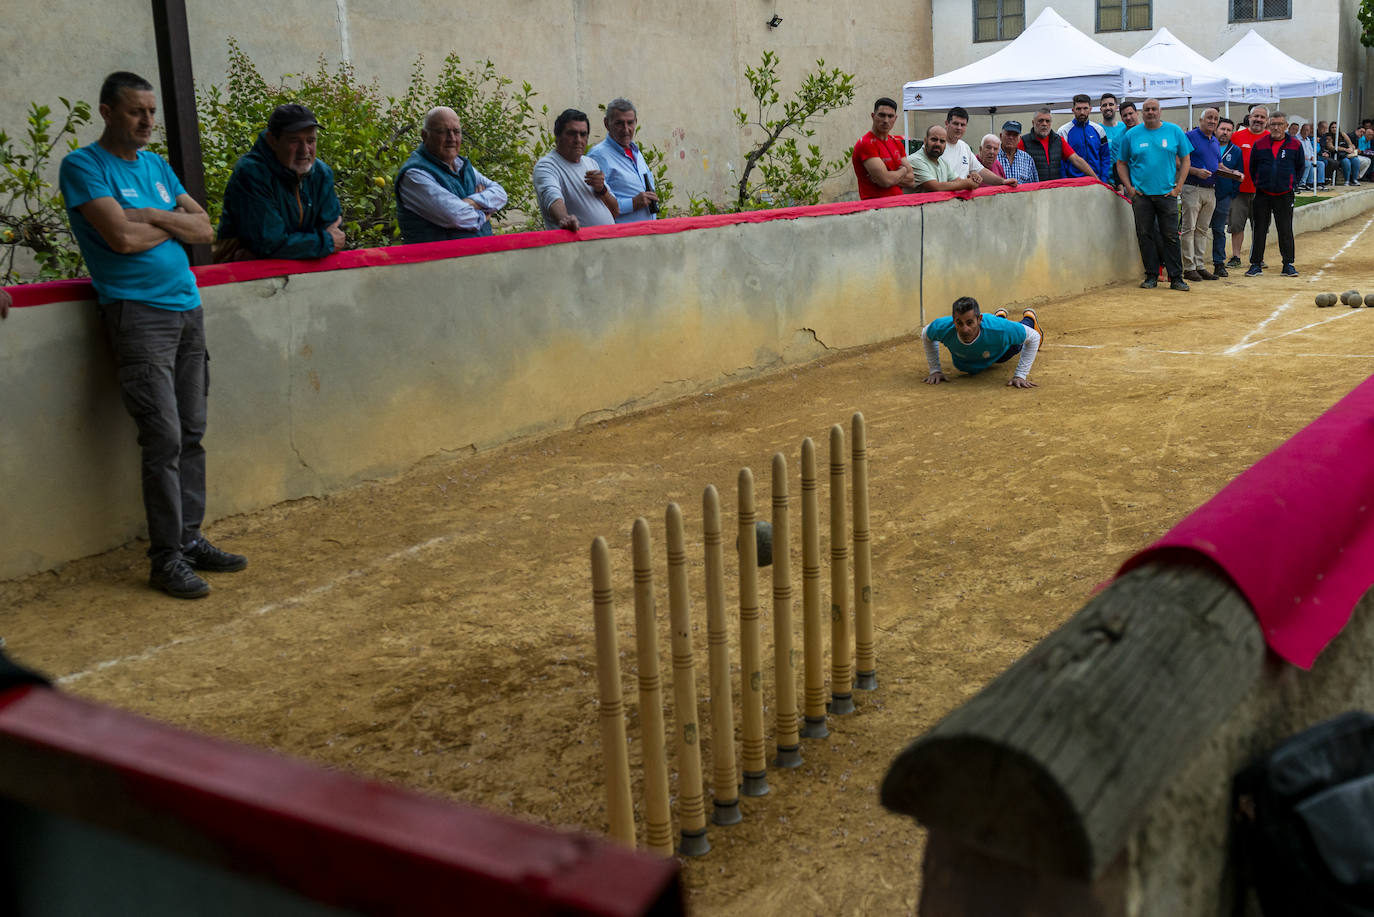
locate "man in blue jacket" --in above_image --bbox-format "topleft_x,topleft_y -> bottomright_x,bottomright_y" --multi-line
1246,111 -> 1303,277
1058,94 -> 1110,181
215,104 -> 345,262
1210,118 -> 1245,276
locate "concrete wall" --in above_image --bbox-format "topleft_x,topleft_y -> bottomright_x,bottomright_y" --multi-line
1,0 -> 933,208
1,184 -> 1136,579
930,0 -> 1368,130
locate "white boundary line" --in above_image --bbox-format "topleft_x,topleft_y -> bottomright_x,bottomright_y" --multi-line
57,535 -> 454,685
1224,214 -> 1374,355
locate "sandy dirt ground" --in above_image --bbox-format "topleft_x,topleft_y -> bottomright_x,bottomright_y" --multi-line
4,208 -> 1374,915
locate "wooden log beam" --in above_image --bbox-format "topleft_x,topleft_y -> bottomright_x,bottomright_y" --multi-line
150,0 -> 210,266
880,560 -> 1266,882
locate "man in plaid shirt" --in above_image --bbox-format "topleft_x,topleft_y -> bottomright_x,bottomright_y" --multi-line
996,121 -> 1040,184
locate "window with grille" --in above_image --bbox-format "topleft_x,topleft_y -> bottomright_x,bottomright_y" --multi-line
1095,0 -> 1152,32
974,0 -> 1025,42
1229,0 -> 1291,22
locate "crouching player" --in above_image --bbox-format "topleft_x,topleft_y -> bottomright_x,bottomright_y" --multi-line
922,296 -> 1043,388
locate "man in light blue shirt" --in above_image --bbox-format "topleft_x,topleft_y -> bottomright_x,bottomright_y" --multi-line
588,99 -> 658,223
1116,99 -> 1194,291
922,297 -> 1044,389
60,71 -> 246,598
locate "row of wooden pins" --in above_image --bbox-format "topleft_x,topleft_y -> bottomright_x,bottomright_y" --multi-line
591,413 -> 875,857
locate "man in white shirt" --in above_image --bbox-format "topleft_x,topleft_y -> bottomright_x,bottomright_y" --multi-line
394,107 -> 507,243
533,109 -> 618,231
939,106 -> 976,179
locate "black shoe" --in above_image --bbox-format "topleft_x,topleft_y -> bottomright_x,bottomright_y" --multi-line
1140,276 -> 1158,288
1170,278 -> 1190,291
1245,264 -> 1263,276
184,538 -> 248,573
1281,263 -> 1299,276
150,557 -> 211,599
1226,255 -> 1242,267
1213,263 -> 1229,277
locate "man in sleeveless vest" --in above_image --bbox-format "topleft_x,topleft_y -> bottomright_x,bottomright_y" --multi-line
215,104 -> 345,262
396,107 -> 508,244
1021,108 -> 1097,183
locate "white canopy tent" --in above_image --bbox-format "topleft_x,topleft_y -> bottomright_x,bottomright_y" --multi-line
901,7 -> 1190,138
1213,30 -> 1343,132
1130,27 -> 1278,120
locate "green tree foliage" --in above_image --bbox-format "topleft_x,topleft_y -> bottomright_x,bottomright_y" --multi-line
727,51 -> 856,211
0,98 -> 90,282
1361,0 -> 1374,47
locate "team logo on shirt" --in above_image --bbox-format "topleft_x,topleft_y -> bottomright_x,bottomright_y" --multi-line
982,351 -> 991,359
119,187 -> 139,199
1162,139 -> 1170,148
156,182 -> 171,203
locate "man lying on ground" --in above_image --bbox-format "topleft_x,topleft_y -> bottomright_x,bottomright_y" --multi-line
921,296 -> 1043,389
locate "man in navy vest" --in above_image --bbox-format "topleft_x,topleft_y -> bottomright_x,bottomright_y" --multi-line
395,107 -> 508,244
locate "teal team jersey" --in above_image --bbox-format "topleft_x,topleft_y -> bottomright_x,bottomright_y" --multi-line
60,143 -> 200,310
926,313 -> 1029,374
1120,123 -> 1194,196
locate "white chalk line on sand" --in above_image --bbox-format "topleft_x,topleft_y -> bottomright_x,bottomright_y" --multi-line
1224,214 -> 1374,355
57,535 -> 453,685
1056,342 -> 1372,358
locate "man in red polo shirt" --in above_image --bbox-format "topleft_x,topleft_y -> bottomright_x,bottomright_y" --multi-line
1226,105 -> 1268,266
852,97 -> 915,199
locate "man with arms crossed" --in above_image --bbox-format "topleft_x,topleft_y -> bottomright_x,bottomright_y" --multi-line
1226,105 -> 1268,267
851,97 -> 914,199
60,71 -> 246,598
922,297 -> 1043,389
395,106 -> 507,242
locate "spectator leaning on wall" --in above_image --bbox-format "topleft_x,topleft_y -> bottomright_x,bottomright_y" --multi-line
851,97 -> 915,199
59,71 -> 246,599
533,108 -> 617,232
214,103 -> 344,262
394,106 -> 507,243
588,98 -> 659,224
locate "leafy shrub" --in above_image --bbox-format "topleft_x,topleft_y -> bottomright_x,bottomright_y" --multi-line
0,98 -> 90,282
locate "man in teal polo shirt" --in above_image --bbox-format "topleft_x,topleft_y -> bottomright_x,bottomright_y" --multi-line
395,107 -> 508,243
1116,98 -> 1194,291
60,71 -> 247,598
921,297 -> 1044,389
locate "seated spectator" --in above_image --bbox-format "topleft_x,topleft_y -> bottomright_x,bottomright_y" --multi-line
995,121 -> 1038,184
395,107 -> 507,243
533,109 -> 617,231
1356,127 -> 1373,181
1330,123 -> 1359,186
1057,94 -> 1110,181
975,134 -> 1017,187
851,97 -> 914,199
1298,122 -> 1325,191
215,104 -> 343,262
588,98 -> 659,223
1021,108 -> 1096,182
907,125 -> 979,193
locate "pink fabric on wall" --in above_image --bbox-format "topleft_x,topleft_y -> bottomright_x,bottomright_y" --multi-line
1117,374 -> 1374,669
2,177 -> 1100,308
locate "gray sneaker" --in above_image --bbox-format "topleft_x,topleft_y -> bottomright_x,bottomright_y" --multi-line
183,538 -> 248,573
150,557 -> 211,599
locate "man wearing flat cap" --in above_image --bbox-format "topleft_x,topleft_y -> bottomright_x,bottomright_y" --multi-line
215,103 -> 345,261
995,121 -> 1038,185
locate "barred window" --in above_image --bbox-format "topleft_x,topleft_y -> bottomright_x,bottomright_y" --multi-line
1230,0 -> 1291,22
1096,0 -> 1152,32
974,0 -> 1025,42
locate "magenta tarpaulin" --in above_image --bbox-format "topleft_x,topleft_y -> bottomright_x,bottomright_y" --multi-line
1117,373 -> 1374,669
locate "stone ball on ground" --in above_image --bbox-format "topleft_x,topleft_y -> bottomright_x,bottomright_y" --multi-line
1342,290 -> 1362,306
1316,293 -> 1335,307
737,520 -> 773,566
1365,293 -> 1374,307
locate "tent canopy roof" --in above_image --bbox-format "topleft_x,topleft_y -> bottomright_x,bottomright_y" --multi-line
1212,30 -> 1342,99
1131,27 -> 1278,106
903,7 -> 1190,111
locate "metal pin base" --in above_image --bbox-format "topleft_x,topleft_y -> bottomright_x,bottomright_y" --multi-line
800,715 -> 830,738
773,744 -> 803,768
829,693 -> 855,715
679,828 -> 711,857
741,770 -> 770,797
711,798 -> 742,826
855,671 -> 878,691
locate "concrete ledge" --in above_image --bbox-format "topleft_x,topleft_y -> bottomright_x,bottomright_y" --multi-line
1293,186 -> 1374,236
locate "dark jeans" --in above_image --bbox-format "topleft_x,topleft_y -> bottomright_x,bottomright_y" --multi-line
99,301 -> 209,564
1250,192 -> 1295,267
993,316 -> 1039,363
1132,193 -> 1182,281
1211,194 -> 1234,266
